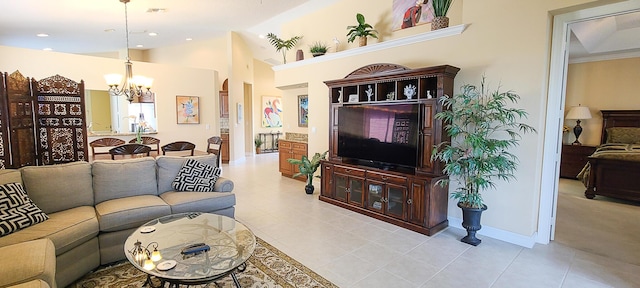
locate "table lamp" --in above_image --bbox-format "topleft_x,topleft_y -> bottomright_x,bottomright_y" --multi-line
565,105 -> 592,145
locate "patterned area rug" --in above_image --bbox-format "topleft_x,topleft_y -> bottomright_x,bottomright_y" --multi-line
70,237 -> 338,288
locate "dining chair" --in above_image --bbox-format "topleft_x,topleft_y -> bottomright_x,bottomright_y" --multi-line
129,136 -> 161,154
207,136 -> 223,166
108,143 -> 152,160
90,137 -> 126,160
161,141 -> 196,156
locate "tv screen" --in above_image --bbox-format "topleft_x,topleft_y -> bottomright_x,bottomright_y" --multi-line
337,104 -> 420,168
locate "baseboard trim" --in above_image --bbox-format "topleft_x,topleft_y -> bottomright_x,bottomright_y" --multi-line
448,217 -> 537,248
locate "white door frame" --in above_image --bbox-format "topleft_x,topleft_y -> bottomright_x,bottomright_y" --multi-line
537,0 -> 640,244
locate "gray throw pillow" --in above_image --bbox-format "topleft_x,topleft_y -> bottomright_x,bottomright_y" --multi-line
0,182 -> 49,236
172,159 -> 221,192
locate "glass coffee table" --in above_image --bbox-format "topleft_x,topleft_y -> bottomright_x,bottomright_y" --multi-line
124,212 -> 256,287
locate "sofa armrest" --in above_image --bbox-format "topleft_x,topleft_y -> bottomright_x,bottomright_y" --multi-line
214,177 -> 234,192
0,239 -> 56,288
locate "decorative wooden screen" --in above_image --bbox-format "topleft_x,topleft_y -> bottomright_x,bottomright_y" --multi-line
3,71 -> 37,168
34,75 -> 88,164
0,72 -> 7,169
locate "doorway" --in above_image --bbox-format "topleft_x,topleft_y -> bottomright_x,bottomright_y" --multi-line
243,83 -> 253,156
540,1 -> 640,245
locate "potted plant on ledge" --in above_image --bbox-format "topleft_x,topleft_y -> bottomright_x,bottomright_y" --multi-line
288,151 -> 328,194
431,0 -> 453,30
346,13 -> 378,47
431,77 -> 535,246
309,41 -> 329,57
265,33 -> 302,64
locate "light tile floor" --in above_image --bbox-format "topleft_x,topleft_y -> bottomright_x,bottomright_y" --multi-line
224,153 -> 640,288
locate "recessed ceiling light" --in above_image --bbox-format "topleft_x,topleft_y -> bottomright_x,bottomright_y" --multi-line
43,48 -> 52,51
136,44 -> 144,48
104,29 -> 116,33
148,32 -> 158,37
37,33 -> 49,37
186,38 -> 193,41
258,34 -> 265,39
146,8 -> 167,13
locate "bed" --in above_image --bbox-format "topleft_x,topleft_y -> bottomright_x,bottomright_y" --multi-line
577,110 -> 640,202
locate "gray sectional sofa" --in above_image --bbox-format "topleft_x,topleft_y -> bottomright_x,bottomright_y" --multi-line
0,154 -> 235,288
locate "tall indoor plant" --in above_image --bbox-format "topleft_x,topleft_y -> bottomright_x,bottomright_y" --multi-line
346,13 -> 378,47
265,33 -> 302,64
431,0 -> 453,30
431,77 -> 535,245
288,151 -> 328,194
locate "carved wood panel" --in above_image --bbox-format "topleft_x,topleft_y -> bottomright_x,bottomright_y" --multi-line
0,72 -> 7,169
35,74 -> 88,164
5,71 -> 36,168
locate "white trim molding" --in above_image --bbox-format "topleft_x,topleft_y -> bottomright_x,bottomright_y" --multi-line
448,217 -> 537,248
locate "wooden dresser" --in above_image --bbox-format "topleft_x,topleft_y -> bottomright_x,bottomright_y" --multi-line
560,144 -> 597,179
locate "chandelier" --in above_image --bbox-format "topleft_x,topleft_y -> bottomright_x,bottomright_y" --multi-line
105,0 -> 153,103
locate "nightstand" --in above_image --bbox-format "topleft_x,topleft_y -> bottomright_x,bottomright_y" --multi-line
560,144 -> 597,179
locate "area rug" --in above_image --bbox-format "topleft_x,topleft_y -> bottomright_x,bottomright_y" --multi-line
70,237 -> 338,288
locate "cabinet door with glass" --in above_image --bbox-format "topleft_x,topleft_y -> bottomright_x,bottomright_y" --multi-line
333,173 -> 365,206
385,183 -> 407,220
366,180 -> 385,213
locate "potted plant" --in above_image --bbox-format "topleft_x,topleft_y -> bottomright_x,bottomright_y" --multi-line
265,33 -> 302,64
287,151 -> 328,194
431,77 -> 536,246
346,13 -> 378,47
431,0 -> 453,30
254,137 -> 263,154
309,41 -> 329,57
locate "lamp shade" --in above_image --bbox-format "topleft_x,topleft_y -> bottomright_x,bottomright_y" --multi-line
565,106 -> 592,120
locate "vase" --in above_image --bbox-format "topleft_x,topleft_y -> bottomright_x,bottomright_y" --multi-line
305,184 -> 314,194
296,49 -> 304,61
431,16 -> 450,30
359,37 -> 367,47
458,202 -> 487,246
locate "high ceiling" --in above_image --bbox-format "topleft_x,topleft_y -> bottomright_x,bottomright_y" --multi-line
0,0 -> 337,64
0,1 -> 638,64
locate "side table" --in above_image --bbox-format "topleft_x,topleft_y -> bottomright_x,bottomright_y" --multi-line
560,144 -> 597,179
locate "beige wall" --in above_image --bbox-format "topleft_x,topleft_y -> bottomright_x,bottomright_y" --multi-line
228,32 -> 254,160
565,57 -> 640,146
273,0 -> 606,237
253,59 -> 284,137
0,45 -> 219,150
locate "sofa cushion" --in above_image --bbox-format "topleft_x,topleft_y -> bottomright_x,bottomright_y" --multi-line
0,206 -> 99,256
95,195 -> 170,232
0,183 -> 49,237
156,155 -> 219,194
0,239 -> 56,288
172,158 -> 221,192
160,191 -> 236,214
21,161 -> 93,213
92,158 -> 158,204
0,169 -> 23,185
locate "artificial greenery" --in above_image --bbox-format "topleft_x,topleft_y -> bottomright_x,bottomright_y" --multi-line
346,13 -> 378,43
431,77 -> 536,209
432,0 -> 453,17
309,41 -> 329,54
265,33 -> 302,64
288,151 -> 328,187
254,137 -> 263,148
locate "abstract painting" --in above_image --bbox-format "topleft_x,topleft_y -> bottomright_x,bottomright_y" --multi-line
262,96 -> 282,128
176,96 -> 199,124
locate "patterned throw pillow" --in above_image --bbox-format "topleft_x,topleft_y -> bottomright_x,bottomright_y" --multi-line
0,182 -> 49,236
172,159 -> 221,192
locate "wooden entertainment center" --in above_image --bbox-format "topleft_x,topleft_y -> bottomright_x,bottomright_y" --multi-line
320,64 -> 459,236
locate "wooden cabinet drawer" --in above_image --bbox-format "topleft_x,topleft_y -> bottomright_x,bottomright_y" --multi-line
367,171 -> 407,185
334,165 -> 365,177
278,140 -> 292,149
292,142 -> 307,152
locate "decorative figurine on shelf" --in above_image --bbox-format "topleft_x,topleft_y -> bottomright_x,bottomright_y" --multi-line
338,90 -> 343,103
404,84 -> 417,100
427,90 -> 433,99
386,91 -> 395,101
365,85 -> 374,101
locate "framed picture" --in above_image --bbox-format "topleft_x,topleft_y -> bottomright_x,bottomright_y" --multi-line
298,95 -> 308,127
176,96 -> 199,124
262,96 -> 282,128
348,94 -> 359,103
392,0 -> 435,31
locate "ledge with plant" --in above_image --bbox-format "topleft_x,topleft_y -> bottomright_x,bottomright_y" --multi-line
265,33 -> 302,64
431,77 -> 536,245
431,0 -> 453,30
309,41 -> 329,57
346,13 -> 378,47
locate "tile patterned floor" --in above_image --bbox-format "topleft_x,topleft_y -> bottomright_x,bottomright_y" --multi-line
224,153 -> 640,288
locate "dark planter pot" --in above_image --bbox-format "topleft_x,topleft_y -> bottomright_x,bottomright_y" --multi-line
458,202 -> 488,246
305,185 -> 314,194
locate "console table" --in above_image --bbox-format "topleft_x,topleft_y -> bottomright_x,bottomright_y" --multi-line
257,132 -> 281,153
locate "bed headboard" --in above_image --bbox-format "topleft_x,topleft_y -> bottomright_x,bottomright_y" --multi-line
600,110 -> 640,144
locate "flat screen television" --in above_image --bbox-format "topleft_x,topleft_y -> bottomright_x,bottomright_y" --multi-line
337,103 -> 421,169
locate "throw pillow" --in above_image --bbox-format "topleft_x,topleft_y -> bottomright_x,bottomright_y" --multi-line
0,182 -> 49,237
172,158 -> 221,192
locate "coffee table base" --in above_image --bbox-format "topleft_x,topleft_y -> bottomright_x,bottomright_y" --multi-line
142,262 -> 247,288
